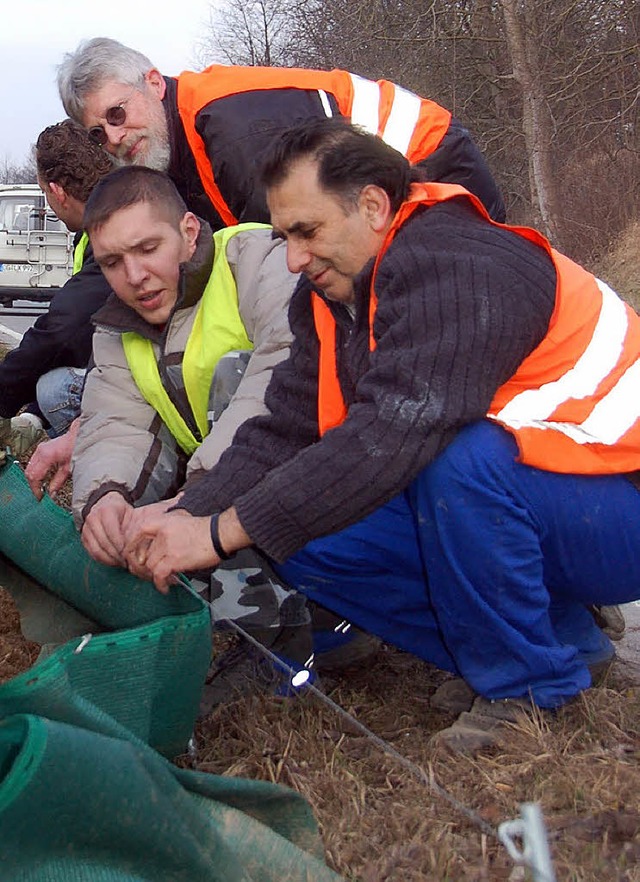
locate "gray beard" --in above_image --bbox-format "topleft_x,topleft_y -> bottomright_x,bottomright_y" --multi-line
137,138 -> 171,172
112,130 -> 171,172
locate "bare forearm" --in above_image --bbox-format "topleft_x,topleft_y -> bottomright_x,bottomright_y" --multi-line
216,506 -> 252,555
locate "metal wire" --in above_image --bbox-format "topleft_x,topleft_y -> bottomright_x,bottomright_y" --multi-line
224,616 -> 558,881
222,616 -> 498,839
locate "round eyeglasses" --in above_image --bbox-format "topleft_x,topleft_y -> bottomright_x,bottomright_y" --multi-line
88,92 -> 135,146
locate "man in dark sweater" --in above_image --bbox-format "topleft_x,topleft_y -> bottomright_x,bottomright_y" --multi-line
0,120 -> 112,460
123,119 -> 640,751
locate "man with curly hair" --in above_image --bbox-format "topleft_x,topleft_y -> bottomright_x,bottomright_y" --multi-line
0,120 -> 113,461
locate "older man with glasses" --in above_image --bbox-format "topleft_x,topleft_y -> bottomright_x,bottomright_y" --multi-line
57,37 -> 506,233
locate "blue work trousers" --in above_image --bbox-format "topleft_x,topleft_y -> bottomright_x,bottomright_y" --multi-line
275,421 -> 640,707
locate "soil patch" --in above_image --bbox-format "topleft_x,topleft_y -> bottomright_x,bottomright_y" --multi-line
0,586 -> 41,683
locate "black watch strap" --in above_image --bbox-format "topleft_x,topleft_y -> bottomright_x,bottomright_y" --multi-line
210,512 -> 232,561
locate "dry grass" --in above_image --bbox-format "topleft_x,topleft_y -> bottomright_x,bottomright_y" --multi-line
177,646 -> 640,881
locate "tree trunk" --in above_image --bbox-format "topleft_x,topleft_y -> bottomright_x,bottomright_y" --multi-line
499,0 -> 563,247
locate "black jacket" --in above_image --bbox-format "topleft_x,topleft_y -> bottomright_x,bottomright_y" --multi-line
162,75 -> 506,231
0,236 -> 111,418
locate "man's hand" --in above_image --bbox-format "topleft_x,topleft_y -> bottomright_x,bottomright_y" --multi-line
120,495 -> 183,581
81,491 -> 133,568
123,509 -> 219,594
25,418 -> 80,501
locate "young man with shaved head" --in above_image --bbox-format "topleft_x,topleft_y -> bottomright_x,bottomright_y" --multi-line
67,165 -> 314,706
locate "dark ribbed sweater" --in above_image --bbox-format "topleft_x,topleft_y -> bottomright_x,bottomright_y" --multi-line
178,198 -> 557,560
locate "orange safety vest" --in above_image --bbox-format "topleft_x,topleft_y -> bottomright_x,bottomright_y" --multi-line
176,66 -> 451,227
312,182 -> 640,475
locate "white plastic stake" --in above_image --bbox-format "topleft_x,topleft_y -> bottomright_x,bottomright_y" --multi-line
498,802 -> 557,882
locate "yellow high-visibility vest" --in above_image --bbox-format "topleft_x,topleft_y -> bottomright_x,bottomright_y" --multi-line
72,232 -> 89,274
123,224 -> 268,455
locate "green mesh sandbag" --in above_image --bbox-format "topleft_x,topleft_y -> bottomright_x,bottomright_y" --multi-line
0,460 -> 343,881
0,458 -> 212,757
0,459 -> 203,629
0,715 -> 343,881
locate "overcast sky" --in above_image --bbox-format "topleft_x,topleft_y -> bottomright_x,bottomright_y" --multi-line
1,0 -> 215,164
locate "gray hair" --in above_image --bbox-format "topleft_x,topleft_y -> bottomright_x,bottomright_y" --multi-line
57,38 -> 155,122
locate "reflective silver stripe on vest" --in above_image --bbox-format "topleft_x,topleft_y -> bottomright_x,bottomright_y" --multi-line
318,89 -> 333,117
494,280 -> 640,445
383,85 -> 421,154
577,356 -> 640,445
349,74 -> 382,135
349,74 -> 420,154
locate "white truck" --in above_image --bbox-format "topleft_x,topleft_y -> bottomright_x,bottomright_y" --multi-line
0,184 -> 73,312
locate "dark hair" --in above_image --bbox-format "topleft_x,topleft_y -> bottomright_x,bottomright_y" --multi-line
84,166 -> 188,232
261,117 -> 417,212
35,119 -> 113,202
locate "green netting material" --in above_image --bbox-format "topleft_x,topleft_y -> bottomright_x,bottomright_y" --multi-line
0,714 -> 342,881
0,460 -> 205,630
0,460 -> 343,880
0,459 -> 212,758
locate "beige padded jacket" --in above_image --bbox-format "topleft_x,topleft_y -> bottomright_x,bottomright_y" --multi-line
71,224 -> 296,527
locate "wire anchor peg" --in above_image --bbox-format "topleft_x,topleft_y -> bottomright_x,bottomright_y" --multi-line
499,802 -> 557,882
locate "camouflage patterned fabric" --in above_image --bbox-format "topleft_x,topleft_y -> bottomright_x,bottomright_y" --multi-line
189,548 -> 313,667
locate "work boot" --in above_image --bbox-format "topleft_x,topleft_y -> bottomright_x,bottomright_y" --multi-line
0,413 -> 44,457
430,650 -> 615,717
308,601 -> 382,673
430,677 -> 476,714
589,604 -> 626,641
199,634 -> 319,717
313,627 -> 382,673
430,696 -> 541,755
